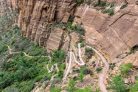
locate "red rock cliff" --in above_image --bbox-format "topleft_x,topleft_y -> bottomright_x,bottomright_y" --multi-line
8,0 -> 77,52
3,0 -> 138,60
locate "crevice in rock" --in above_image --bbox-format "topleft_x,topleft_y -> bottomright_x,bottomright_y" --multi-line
109,12 -> 129,26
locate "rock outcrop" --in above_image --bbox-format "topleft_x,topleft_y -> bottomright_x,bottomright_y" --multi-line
7,0 -> 77,52
2,0 -> 138,60
74,4 -> 138,60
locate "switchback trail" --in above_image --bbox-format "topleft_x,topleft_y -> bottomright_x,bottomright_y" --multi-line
90,46 -> 109,92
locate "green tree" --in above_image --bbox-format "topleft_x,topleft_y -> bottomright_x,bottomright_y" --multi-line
52,50 -> 65,63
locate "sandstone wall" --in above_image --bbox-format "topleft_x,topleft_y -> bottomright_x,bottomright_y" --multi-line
8,0 -> 76,52
1,0 -> 138,60
74,4 -> 138,60
102,0 -> 135,4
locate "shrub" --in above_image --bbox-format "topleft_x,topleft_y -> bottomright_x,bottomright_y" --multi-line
79,67 -> 85,82
102,8 -> 114,16
0,72 -> 15,89
57,63 -> 66,79
129,81 -> 138,92
50,86 -> 61,92
2,87 -> 19,92
75,87 -> 93,92
120,63 -> 133,76
85,47 -> 94,59
110,75 -> 128,92
0,43 -> 7,54
94,0 -> 107,7
52,50 -> 65,63
74,24 -> 85,36
96,67 -> 103,73
66,23 -> 85,36
75,0 -> 84,5
67,79 -> 76,92
66,22 -> 75,31
79,66 -> 91,82
18,80 -> 35,92
77,37 -> 85,47
109,63 -> 116,70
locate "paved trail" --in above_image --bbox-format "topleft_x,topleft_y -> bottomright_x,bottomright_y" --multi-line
62,43 -> 85,82
91,47 -> 109,92
62,43 -> 109,92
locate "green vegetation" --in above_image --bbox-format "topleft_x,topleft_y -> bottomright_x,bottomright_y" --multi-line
120,63 -> 133,76
0,27 -> 65,92
101,2 -> 114,16
96,67 -> 103,73
52,50 -> 65,63
75,0 -> 84,5
109,63 -> 116,70
109,63 -> 137,92
76,37 -> 85,47
78,66 -> 92,82
50,86 -> 61,92
75,87 -> 92,92
79,66 -> 85,82
110,75 -> 128,92
85,47 -> 94,59
67,79 -> 76,92
66,22 -> 85,36
129,81 -> 138,92
94,1 -> 107,7
67,79 -> 93,92
102,8 -> 114,16
74,24 -> 85,36
93,0 -> 115,16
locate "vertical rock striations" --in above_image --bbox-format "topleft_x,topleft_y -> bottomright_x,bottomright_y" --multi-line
15,0 -> 76,51
1,0 -> 138,59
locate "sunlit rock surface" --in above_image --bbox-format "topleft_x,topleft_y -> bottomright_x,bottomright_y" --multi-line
2,0 -> 138,60
74,4 -> 138,60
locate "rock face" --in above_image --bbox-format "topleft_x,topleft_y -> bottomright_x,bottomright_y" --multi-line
74,4 -> 138,60
2,0 -> 138,60
16,0 -> 75,43
7,0 -> 76,51
46,28 -> 64,52
102,0 -> 135,4
122,51 -> 138,68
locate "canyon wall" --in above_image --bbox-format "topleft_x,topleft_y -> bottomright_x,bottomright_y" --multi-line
2,0 -> 138,60
7,0 -> 77,52
74,4 -> 138,59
